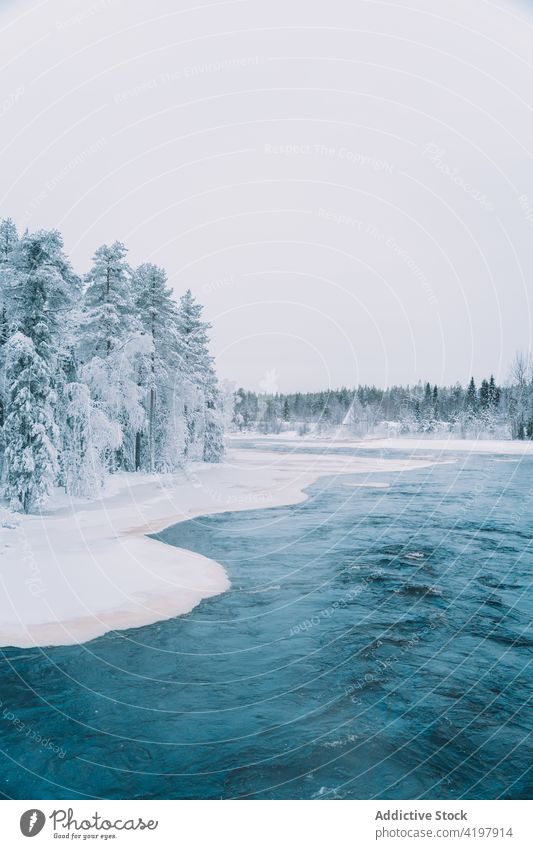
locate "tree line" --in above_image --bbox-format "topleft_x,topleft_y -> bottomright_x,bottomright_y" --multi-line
0,219 -> 224,512
234,368 -> 533,439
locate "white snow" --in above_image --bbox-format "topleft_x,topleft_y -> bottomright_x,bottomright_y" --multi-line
230,433 -> 533,456
1,435 -> 532,648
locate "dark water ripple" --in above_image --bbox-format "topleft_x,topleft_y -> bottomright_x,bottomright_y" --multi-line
0,451 -> 532,799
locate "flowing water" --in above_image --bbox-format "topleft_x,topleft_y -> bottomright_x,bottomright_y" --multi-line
0,449 -> 532,799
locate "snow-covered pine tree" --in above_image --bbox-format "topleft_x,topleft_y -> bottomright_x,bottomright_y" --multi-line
218,379 -> 237,433
81,242 -> 136,359
176,289 -> 224,462
4,333 -> 59,511
485,375 -> 501,435
4,229 -> 79,361
0,218 -> 18,460
132,262 -> 184,471
488,375 -> 500,409
432,385 -> 439,420
479,379 -> 490,410
79,242 -> 146,471
2,230 -> 79,511
465,377 -> 478,413
0,217 -> 18,261
203,367 -> 224,462
61,380 -> 121,496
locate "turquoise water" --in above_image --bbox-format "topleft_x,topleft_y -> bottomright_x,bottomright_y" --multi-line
0,450 -> 532,799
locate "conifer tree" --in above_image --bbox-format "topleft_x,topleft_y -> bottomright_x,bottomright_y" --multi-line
4,334 -> 58,511
176,289 -> 223,461
479,379 -> 489,409
465,377 -> 478,413
80,242 -> 146,470
0,218 -> 18,440
0,217 -> 18,261
203,368 -> 225,462
81,242 -> 135,359
432,385 -> 439,420
2,230 -> 79,510
488,375 -> 500,409
132,262 -> 183,471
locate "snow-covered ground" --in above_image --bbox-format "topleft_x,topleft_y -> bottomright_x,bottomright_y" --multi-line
230,433 -> 533,456
2,436 -> 532,649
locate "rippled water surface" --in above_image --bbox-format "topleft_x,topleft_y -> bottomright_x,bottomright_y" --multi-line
0,450 -> 532,799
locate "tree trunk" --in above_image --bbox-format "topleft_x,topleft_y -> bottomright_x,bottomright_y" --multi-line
149,387 -> 155,472
135,431 -> 142,471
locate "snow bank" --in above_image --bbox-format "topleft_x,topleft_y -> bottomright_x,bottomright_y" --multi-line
230,433 -> 533,456
0,444 -> 443,648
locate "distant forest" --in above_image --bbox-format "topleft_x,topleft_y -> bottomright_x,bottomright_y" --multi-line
233,363 -> 533,440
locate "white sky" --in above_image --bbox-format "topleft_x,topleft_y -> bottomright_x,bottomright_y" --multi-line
1,0 -> 533,391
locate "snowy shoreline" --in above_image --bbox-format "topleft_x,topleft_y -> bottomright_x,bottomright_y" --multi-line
229,433 -> 533,455
1,437 -> 533,649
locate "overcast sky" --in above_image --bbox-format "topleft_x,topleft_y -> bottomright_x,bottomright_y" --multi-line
1,0 -> 533,391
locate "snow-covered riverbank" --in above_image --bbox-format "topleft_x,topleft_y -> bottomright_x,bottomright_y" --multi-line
2,437 -> 532,649
229,433 -> 533,456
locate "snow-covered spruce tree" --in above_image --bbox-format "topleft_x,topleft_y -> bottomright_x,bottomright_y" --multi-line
61,380 -> 121,496
0,217 -> 18,261
132,262 -> 184,471
218,379 -> 238,433
79,242 -> 146,471
0,218 -> 18,469
488,375 -> 500,410
479,377 -> 501,434
203,367 -> 224,462
81,242 -> 135,359
2,230 -> 79,511
465,377 -> 478,415
4,334 -> 58,511
176,289 -> 224,462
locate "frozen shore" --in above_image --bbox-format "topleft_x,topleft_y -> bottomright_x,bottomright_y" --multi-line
229,433 -> 533,456
1,437 -> 531,648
